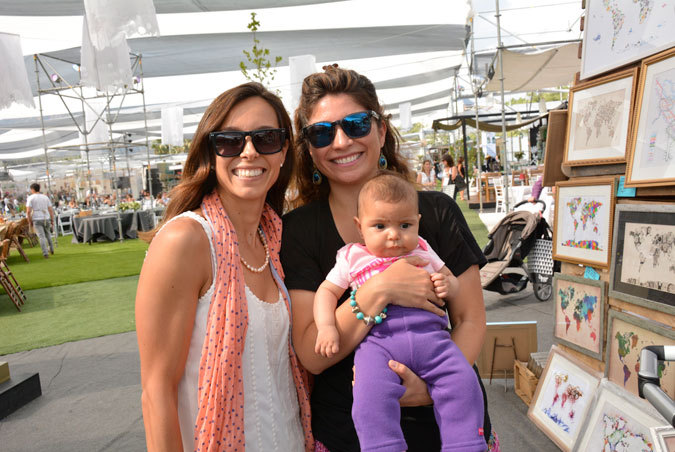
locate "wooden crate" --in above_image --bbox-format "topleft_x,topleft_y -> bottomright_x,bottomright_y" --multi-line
514,360 -> 538,406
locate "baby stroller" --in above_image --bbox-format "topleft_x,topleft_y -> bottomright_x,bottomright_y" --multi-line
479,200 -> 557,301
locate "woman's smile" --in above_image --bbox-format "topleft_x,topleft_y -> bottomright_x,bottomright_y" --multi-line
331,152 -> 362,165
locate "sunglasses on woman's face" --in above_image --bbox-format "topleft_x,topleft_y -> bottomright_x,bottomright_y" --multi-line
302,111 -> 380,148
208,128 -> 287,157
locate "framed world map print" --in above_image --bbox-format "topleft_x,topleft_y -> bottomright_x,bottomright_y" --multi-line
564,68 -> 638,166
609,203 -> 675,315
573,379 -> 670,452
580,0 -> 675,80
626,48 -> 675,187
553,178 -> 616,268
553,273 -> 606,360
528,345 -> 603,451
604,310 -> 675,400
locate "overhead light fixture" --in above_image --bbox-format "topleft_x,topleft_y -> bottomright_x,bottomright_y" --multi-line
72,64 -> 80,72
50,73 -> 61,83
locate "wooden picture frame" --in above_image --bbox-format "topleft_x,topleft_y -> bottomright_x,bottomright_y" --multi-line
528,345 -> 603,451
573,378 -> 670,451
580,0 -> 675,80
553,273 -> 606,360
609,203 -> 675,315
604,310 -> 675,399
564,68 -> 638,166
476,321 -> 538,379
652,426 -> 675,452
553,177 -> 616,268
543,109 -> 569,187
625,47 -> 675,188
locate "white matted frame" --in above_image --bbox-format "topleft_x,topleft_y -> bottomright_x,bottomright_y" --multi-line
609,203 -> 675,315
625,47 -> 675,188
580,0 -> 675,80
553,273 -> 606,360
564,67 -> 638,166
528,345 -> 603,451
604,310 -> 675,399
573,378 -> 670,451
553,177 -> 616,268
652,426 -> 675,452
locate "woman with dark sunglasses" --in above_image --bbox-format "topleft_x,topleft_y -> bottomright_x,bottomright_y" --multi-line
135,83 -> 312,452
281,66 -> 500,452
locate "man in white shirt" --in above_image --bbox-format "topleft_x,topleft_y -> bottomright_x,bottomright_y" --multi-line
26,183 -> 55,258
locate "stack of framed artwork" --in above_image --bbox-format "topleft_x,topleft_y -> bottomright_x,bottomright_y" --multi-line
530,0 -> 675,449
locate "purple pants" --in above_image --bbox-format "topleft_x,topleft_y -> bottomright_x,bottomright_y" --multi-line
352,305 -> 486,452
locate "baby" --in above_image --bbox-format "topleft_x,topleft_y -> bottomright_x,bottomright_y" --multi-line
313,172 -> 486,452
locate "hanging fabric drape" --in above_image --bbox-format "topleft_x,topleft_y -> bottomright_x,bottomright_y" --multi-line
161,107 -> 184,147
289,55 -> 316,113
81,17 -> 134,91
0,32 -> 35,110
83,0 -> 159,51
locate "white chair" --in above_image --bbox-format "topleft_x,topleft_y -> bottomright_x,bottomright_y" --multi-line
491,177 -> 507,213
58,213 -> 73,236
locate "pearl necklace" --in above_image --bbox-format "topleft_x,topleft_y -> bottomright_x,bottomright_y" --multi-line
240,226 -> 270,273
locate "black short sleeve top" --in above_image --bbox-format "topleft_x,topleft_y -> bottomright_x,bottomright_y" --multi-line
281,190 -> 487,452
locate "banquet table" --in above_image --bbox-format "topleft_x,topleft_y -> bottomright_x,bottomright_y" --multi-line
72,210 -> 155,243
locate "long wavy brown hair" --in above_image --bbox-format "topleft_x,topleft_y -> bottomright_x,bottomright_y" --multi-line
145,82 -> 294,241
291,66 -> 413,207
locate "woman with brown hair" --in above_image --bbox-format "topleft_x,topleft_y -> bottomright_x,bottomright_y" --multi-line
416,158 -> 436,190
135,82 -> 312,452
456,156 -> 467,200
282,66 -> 499,452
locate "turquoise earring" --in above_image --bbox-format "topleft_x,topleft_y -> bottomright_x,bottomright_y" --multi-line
378,152 -> 388,170
312,166 -> 323,185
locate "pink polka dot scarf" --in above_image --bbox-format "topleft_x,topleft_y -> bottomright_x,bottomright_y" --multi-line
195,191 -> 313,451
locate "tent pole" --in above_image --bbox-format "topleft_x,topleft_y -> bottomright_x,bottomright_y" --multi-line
495,0 -> 511,212
470,22 -> 484,213
34,55 -> 52,195
78,68 -> 93,197
139,55 -> 154,204
106,92 -> 124,242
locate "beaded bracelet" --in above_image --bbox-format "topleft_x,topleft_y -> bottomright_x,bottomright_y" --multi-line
349,289 -> 388,326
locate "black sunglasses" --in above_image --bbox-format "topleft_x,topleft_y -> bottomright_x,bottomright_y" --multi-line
302,111 -> 380,148
208,128 -> 287,157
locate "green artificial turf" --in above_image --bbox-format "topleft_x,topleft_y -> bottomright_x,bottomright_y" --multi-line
0,275 -> 139,356
5,235 -> 148,291
456,199 -> 490,250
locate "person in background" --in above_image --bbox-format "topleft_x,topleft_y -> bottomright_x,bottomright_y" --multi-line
527,175 -> 543,203
26,183 -> 55,259
456,157 -> 467,200
416,159 -> 436,190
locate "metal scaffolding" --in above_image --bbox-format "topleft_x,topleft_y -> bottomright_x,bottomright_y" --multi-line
33,52 -> 153,241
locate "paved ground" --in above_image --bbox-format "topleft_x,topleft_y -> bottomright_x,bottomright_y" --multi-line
0,281 -> 558,452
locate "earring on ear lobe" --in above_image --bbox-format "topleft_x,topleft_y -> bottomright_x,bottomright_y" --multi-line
378,152 -> 388,170
312,165 -> 323,185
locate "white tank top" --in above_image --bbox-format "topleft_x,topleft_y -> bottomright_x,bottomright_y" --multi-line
157,211 -> 303,452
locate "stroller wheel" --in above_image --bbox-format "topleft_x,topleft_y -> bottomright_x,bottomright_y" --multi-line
533,282 -> 552,301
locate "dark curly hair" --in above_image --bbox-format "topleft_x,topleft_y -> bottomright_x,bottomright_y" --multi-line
291,66 -> 413,207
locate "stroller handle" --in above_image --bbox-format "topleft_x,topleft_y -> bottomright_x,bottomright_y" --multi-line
514,199 -> 546,212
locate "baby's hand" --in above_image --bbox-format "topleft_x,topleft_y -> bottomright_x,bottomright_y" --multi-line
431,271 -> 459,300
315,326 -> 340,358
